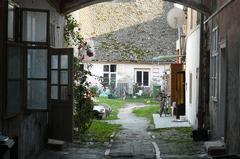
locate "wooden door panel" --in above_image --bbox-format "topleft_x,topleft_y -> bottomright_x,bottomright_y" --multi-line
48,48 -> 73,142
176,71 -> 185,118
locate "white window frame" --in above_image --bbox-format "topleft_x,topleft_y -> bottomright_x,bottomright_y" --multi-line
134,69 -> 150,87
103,64 -> 117,87
210,26 -> 219,102
189,72 -> 192,104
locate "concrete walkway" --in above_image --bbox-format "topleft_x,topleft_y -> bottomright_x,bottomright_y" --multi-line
37,103 -> 208,159
153,114 -> 191,129
107,103 -> 156,159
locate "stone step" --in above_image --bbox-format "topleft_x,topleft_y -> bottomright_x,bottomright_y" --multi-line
47,139 -> 65,151
204,141 -> 226,156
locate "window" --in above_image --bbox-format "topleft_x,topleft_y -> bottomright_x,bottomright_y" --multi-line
27,49 -> 48,109
6,1 -> 22,115
210,27 -> 219,100
152,68 -> 160,81
50,55 -> 70,100
190,9 -> 194,30
135,70 -> 149,87
5,2 -> 50,114
102,64 -> 117,87
23,9 -> 49,109
7,45 -> 22,114
189,73 -> 192,104
50,23 -> 55,47
22,9 -> 48,43
8,3 -> 15,40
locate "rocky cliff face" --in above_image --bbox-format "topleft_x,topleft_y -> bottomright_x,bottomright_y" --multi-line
77,0 -> 177,62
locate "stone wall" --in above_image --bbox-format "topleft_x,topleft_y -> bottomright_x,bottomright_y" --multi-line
77,0 -> 177,61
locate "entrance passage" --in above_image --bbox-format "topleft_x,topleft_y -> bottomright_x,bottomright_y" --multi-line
48,48 -> 73,142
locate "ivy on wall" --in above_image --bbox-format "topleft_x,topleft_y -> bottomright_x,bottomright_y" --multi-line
64,14 -> 95,135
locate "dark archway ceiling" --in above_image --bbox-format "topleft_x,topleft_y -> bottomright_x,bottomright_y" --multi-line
163,0 -> 211,15
48,0 -> 111,14
48,0 -> 211,15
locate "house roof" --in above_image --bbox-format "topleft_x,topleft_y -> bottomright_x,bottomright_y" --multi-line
89,59 -> 174,65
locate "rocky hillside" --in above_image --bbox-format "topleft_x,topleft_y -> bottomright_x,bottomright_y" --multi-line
77,0 -> 177,62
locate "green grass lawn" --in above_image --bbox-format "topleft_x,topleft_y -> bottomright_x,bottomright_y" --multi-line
86,120 -> 122,142
96,97 -> 159,120
132,104 -> 160,124
96,97 -> 127,120
86,97 -> 159,142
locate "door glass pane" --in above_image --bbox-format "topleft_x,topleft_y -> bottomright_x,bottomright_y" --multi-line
8,4 -> 15,40
27,80 -> 47,109
51,70 -> 58,84
28,49 -> 47,78
143,72 -> 149,86
22,11 -> 47,42
8,46 -> 21,79
136,71 -> 142,86
51,55 -> 58,69
60,71 -> 68,85
61,55 -> 68,69
7,81 -> 21,114
61,86 -> 68,100
51,86 -> 58,100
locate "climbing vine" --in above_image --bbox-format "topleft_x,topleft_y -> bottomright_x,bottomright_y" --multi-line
64,14 -> 95,135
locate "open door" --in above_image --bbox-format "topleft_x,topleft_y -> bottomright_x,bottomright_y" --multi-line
176,71 -> 185,119
48,48 -> 73,142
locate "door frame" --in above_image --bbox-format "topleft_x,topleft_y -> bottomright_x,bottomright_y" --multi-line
218,40 -> 227,141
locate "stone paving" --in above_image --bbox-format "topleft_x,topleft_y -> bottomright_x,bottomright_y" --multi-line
37,103 -> 209,159
107,103 -> 155,158
37,142 -> 106,159
152,127 -> 210,159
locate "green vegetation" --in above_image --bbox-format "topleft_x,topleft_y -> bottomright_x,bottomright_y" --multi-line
96,97 -> 159,120
86,97 -> 160,142
97,97 -> 127,120
86,120 -> 122,142
133,104 -> 159,124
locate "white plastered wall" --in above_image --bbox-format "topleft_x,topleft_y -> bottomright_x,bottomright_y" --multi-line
185,26 -> 200,129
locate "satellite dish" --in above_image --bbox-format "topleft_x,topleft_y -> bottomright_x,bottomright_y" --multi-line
167,7 -> 185,29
